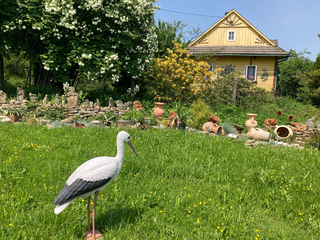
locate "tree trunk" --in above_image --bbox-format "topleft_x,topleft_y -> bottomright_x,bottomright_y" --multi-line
0,52 -> 4,91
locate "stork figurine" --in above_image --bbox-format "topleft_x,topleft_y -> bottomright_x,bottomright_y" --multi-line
53,131 -> 139,240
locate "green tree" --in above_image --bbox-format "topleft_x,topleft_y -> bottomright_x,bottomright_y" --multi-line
277,49 -> 313,98
1,0 -> 159,88
154,20 -> 201,58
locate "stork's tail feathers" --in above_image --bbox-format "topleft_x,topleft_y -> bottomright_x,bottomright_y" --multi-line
54,200 -> 73,214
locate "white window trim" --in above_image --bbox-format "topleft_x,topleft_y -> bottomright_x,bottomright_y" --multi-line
227,30 -> 236,41
209,65 -> 218,80
244,65 -> 257,82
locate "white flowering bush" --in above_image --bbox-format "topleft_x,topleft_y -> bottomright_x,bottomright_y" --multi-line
1,0 -> 159,84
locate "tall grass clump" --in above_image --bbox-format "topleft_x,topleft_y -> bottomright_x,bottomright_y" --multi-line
1,124 -> 320,239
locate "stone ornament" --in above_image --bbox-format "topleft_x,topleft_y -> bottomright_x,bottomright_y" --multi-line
108,97 -> 115,110
17,87 -> 25,102
67,87 -> 79,107
123,101 -> 132,110
29,93 -> 37,102
290,122 -> 307,132
116,100 -> 124,110
61,95 -> 65,106
304,116 -> 315,130
0,90 -> 7,103
55,94 -> 60,106
43,94 -> 48,106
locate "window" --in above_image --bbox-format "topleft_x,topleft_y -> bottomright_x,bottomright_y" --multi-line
209,65 -> 218,80
244,65 -> 257,82
227,31 -> 235,41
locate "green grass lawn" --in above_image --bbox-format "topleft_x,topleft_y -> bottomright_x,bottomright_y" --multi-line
1,124 -> 320,239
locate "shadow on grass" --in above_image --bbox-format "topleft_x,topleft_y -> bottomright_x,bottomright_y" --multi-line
73,205 -> 144,237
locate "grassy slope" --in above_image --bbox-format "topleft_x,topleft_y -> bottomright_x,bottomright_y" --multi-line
1,124 -> 320,239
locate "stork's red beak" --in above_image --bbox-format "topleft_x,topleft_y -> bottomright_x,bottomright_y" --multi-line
127,141 -> 139,157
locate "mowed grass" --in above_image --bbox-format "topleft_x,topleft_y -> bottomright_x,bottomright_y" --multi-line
1,124 -> 320,239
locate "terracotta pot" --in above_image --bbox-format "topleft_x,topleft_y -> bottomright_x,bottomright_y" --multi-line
274,125 -> 293,139
247,127 -> 270,141
153,102 -> 165,121
202,122 -> 222,135
245,113 -> 258,132
8,113 -> 20,122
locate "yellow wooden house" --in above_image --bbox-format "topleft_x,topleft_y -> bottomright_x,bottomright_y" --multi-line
189,9 -> 290,91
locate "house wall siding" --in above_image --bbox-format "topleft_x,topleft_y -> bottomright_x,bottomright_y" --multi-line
207,56 -> 275,91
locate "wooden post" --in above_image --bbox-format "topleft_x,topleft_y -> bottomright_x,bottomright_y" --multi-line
232,77 -> 238,104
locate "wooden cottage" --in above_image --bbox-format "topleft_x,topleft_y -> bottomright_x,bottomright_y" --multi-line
189,9 -> 290,91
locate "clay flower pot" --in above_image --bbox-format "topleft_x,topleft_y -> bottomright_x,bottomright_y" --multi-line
247,128 -> 270,141
245,113 -> 258,132
202,122 -> 222,135
8,113 -> 20,122
153,102 -> 165,121
274,125 -> 293,139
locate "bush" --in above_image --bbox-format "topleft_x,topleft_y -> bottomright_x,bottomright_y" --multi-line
189,99 -> 214,129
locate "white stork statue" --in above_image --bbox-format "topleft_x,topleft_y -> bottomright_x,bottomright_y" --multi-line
53,131 -> 139,240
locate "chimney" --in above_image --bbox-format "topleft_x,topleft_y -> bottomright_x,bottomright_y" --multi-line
225,12 -> 229,16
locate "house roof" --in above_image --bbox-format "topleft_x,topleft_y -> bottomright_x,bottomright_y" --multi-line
189,45 -> 290,57
188,9 -> 290,58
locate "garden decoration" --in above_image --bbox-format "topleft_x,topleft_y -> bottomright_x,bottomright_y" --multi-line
108,97 -> 115,110
133,101 -> 143,110
274,125 -> 293,139
17,87 -> 25,102
208,115 -> 220,124
55,94 -> 60,106
247,127 -> 270,141
245,113 -> 258,132
67,87 -> 79,107
0,90 -> 7,102
304,116 -> 316,130
29,93 -> 37,102
153,102 -> 165,122
263,119 -> 277,132
202,122 -> 222,135
290,122 -> 307,132
43,94 -> 48,106
53,131 -> 138,240
116,100 -> 124,110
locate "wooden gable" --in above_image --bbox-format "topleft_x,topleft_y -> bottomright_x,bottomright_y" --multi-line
190,10 -> 275,47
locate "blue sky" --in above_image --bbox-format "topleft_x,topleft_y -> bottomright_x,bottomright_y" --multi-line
154,0 -> 320,61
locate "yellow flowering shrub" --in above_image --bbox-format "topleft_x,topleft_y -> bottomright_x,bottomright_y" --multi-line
149,41 -> 217,102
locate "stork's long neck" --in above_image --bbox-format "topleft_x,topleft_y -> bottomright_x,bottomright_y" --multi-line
116,138 -> 125,163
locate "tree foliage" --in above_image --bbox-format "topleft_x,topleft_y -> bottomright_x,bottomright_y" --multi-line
154,20 -> 201,58
277,49 -> 313,98
1,0 -> 159,88
148,41 -> 216,103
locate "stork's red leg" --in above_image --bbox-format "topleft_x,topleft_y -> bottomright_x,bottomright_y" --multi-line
92,191 -> 99,239
87,196 -> 91,232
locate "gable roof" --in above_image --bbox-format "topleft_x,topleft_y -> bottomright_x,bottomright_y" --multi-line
190,9 -> 274,47
189,9 -> 290,58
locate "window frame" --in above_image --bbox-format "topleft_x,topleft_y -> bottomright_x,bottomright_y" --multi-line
244,65 -> 257,82
227,30 -> 236,41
